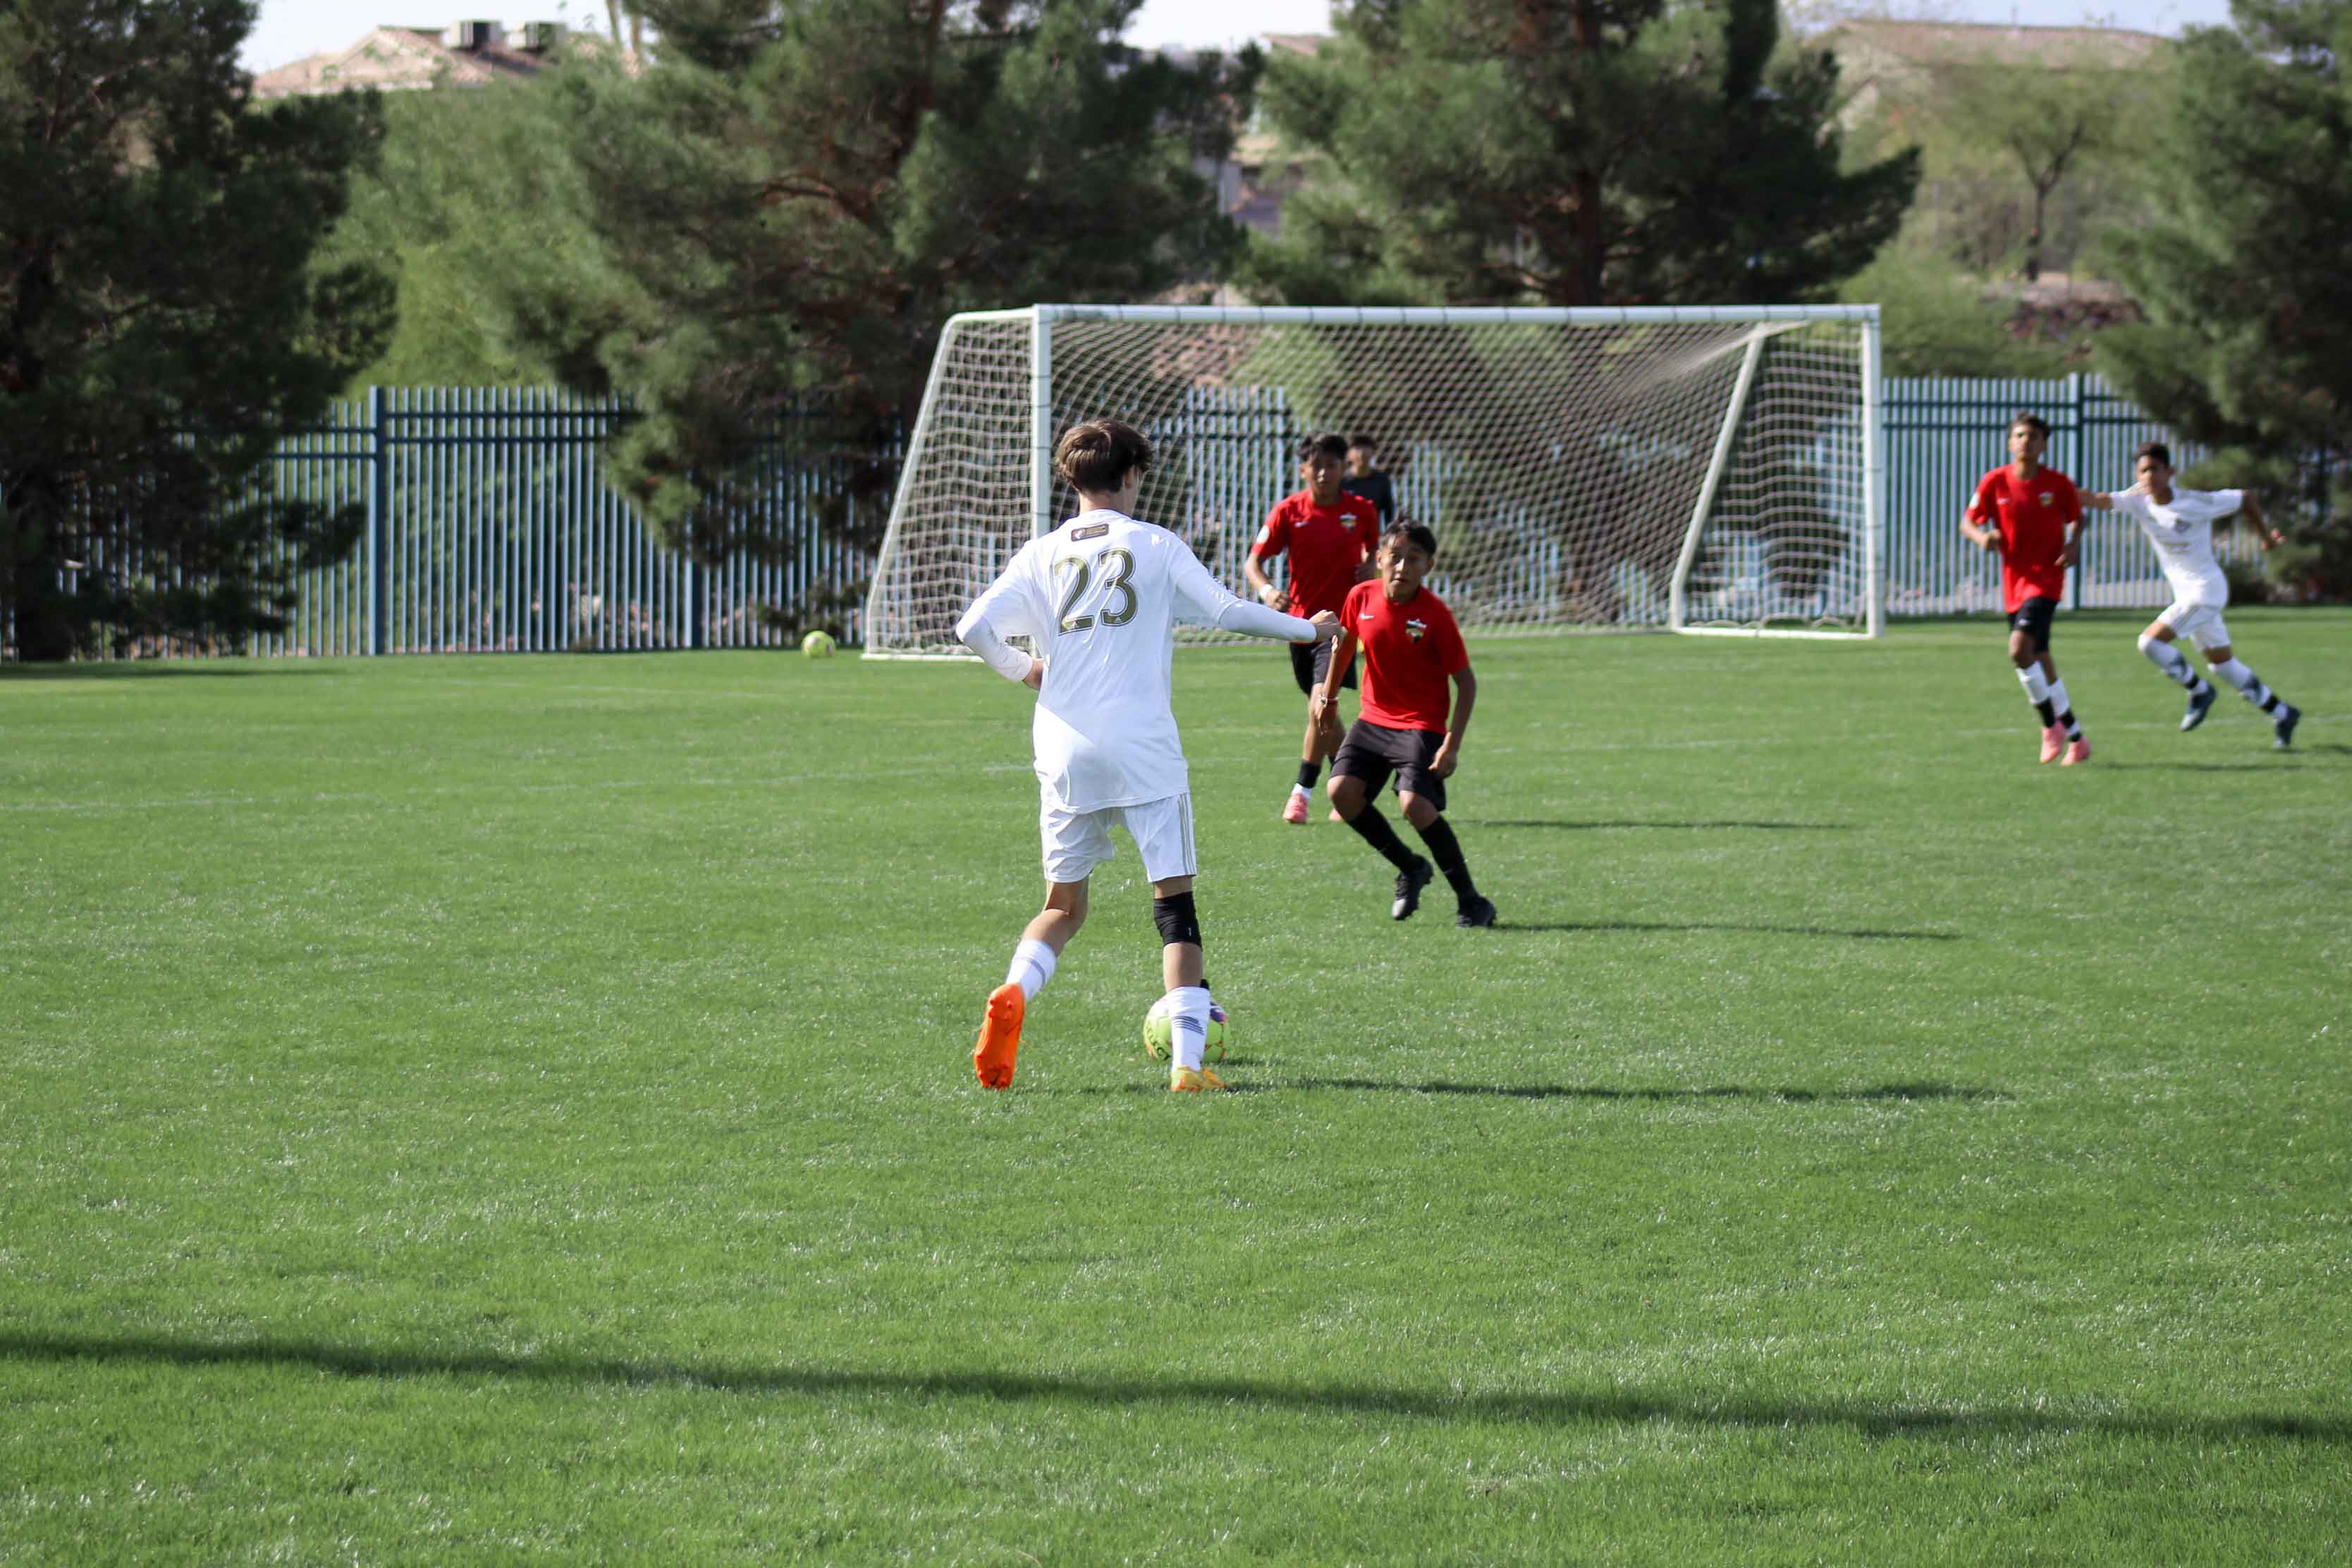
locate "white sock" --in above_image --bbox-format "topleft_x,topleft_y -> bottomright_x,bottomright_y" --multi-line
1163,985 -> 1213,1072
2138,634 -> 2202,690
1005,938 -> 1057,1002
2210,658 -> 2273,708
2016,664 -> 2052,709
2045,678 -> 2081,738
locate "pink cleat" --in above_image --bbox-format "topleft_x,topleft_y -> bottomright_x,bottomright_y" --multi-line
2062,736 -> 2092,766
2038,723 -> 2066,764
1281,789 -> 1310,824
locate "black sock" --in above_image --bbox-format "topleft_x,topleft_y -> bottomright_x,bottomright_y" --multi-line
2059,708 -> 2081,740
1344,802 -> 1419,872
2261,692 -> 2283,713
1414,814 -> 1477,900
1295,759 -> 1321,791
2034,698 -> 2057,727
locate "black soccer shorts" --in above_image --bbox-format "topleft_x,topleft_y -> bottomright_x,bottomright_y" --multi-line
1290,636 -> 1358,698
1332,719 -> 1447,812
2008,595 -> 2060,651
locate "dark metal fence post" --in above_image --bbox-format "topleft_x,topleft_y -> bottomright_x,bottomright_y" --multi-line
367,385 -> 388,655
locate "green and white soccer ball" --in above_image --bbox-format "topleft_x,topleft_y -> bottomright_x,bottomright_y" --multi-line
800,629 -> 836,659
1142,995 -> 1227,1062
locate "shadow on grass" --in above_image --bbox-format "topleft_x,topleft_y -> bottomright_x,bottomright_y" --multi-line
1466,820 -> 1850,832
0,662 -> 336,681
1058,1079 -> 2006,1103
1495,920 -> 1959,941
2,1330 -> 2339,1445
1263,1079 -> 2008,1104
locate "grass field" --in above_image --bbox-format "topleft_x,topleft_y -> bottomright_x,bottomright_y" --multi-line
4,608 -> 2347,1564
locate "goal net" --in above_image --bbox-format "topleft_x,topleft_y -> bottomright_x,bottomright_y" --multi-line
863,305 -> 1882,655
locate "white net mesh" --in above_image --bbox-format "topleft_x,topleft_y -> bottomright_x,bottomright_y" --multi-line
864,306 -> 1879,655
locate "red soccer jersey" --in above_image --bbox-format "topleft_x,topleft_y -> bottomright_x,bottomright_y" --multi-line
1969,465 -> 2081,612
1342,579 -> 1469,733
1251,491 -> 1381,618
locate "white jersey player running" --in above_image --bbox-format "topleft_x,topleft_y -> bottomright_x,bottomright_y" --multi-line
2083,441 -> 2299,747
957,419 -> 1341,1093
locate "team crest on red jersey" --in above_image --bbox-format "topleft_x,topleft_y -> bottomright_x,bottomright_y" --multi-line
1404,618 -> 1426,642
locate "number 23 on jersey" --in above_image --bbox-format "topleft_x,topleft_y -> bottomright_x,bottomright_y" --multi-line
1054,548 -> 1137,632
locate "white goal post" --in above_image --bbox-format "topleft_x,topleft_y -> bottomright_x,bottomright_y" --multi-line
863,304 -> 1883,656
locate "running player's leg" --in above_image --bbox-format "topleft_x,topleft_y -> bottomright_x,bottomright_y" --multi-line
2010,599 -> 2083,761
2187,608 -> 2297,743
1330,723 -> 1431,918
976,806 -> 1108,1089
1396,745 -> 1493,928
1125,794 -> 1223,1090
2139,608 -> 2217,730
1284,641 -> 1347,822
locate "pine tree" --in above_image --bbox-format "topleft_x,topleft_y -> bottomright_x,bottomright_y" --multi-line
0,0 -> 393,660
1241,0 -> 1917,307
446,0 -> 1256,561
2095,1 -> 2352,594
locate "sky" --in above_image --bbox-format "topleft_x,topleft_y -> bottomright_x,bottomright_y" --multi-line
240,0 -> 2243,75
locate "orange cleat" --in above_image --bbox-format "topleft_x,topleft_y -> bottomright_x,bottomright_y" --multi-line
2038,723 -> 2066,764
1168,1065 -> 1227,1093
973,982 -> 1024,1089
2062,737 -> 2092,766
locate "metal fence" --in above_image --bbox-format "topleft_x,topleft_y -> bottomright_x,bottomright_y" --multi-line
11,374 -> 2240,659
159,387 -> 888,659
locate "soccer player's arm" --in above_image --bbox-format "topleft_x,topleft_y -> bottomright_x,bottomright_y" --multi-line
1353,507 -> 1379,582
1432,626 -> 1474,778
1959,478 -> 1999,551
1310,627 -> 1356,731
954,557 -> 1044,687
2233,489 -> 2284,548
2060,477 -> 2085,567
1174,544 -> 1323,643
1243,509 -> 1288,608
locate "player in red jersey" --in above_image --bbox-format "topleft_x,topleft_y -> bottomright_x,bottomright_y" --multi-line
1312,522 -> 1495,928
1959,411 -> 2091,765
1245,432 -> 1382,823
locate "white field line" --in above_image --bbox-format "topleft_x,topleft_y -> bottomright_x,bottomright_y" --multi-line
5,712 -> 2335,816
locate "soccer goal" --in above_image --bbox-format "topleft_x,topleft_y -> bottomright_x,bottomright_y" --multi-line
862,304 -> 1883,656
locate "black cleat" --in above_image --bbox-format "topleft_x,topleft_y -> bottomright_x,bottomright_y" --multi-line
1390,857 -> 1435,921
1455,896 -> 1497,929
2181,684 -> 2216,732
2273,704 -> 2301,749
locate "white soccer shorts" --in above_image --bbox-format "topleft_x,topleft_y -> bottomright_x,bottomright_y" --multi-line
1039,791 -> 1197,886
2157,596 -> 2231,651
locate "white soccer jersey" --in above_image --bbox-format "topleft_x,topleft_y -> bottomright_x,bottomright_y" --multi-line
2114,486 -> 2243,606
957,509 -> 1306,812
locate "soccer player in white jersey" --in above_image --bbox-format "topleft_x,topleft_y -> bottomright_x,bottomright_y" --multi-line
2081,442 -> 2301,747
955,419 -> 1342,1093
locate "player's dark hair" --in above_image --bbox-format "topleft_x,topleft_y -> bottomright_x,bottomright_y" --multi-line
1383,521 -> 1438,559
1348,434 -> 1378,453
1296,432 -> 1349,463
2011,411 -> 2051,439
2134,441 -> 2172,467
1056,419 -> 1152,494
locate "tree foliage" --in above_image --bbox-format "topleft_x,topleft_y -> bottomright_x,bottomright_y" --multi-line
2095,0 -> 2352,596
435,0 -> 1255,561
1241,0 -> 1918,307
0,0 -> 393,659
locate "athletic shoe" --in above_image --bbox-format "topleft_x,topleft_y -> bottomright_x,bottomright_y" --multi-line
2062,736 -> 2092,766
2039,723 -> 2066,764
1390,857 -> 1435,921
1281,789 -> 1310,825
2181,684 -> 2217,732
1168,1065 -> 1227,1093
973,982 -> 1024,1090
1455,896 -> 1498,929
2274,704 -> 2301,749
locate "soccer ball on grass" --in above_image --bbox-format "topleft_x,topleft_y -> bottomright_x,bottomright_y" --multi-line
800,629 -> 836,658
1142,995 -> 1227,1062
